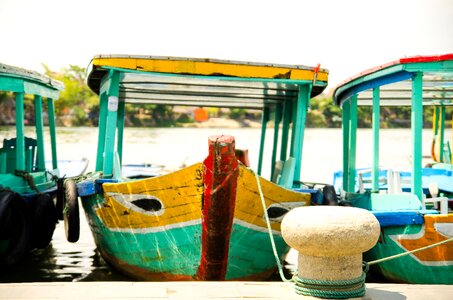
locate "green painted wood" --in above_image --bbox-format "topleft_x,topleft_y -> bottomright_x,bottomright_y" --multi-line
411,72 -> 423,200
47,98 -> 58,170
270,104 -> 282,180
0,77 -> 24,93
34,95 -> 45,171
342,101 -> 350,192
24,81 -> 61,99
372,87 -> 380,191
15,92 -> 25,171
348,95 -> 358,193
439,106 -> 446,162
102,70 -> 120,177
289,97 -> 297,158
95,92 -> 108,171
257,106 -> 269,175
280,98 -> 292,162
292,84 -> 310,184
117,100 -> 126,166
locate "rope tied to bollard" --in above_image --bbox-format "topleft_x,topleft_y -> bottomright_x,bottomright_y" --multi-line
252,168 -> 368,298
293,272 -> 366,299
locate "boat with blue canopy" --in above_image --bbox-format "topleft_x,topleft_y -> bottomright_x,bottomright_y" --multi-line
332,54 -> 453,284
75,55 -> 331,281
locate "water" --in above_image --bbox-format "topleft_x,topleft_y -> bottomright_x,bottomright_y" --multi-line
0,126 -> 450,282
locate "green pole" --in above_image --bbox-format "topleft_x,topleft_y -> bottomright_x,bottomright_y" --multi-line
411,72 -> 423,200
292,84 -> 310,184
439,106 -> 446,162
15,92 -> 25,171
348,95 -> 358,193
372,88 -> 380,192
117,100 -> 126,166
270,104 -> 282,180
280,98 -> 292,162
342,101 -> 350,192
257,106 -> 269,176
34,95 -> 46,171
95,92 -> 108,171
47,98 -> 58,170
102,70 -> 120,178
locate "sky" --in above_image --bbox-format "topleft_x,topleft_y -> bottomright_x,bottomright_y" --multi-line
0,0 -> 452,92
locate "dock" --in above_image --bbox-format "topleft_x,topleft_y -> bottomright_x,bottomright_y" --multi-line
0,282 -> 451,299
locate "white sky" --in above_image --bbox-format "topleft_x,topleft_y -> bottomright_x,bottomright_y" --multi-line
0,0 -> 452,91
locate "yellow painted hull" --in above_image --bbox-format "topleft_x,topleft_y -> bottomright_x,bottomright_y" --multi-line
81,163 -> 310,280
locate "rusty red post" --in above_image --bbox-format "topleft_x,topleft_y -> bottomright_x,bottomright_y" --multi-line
196,135 -> 239,280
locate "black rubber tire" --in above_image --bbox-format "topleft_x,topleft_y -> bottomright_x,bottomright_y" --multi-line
63,179 -> 80,243
55,178 -> 65,221
31,193 -> 57,249
323,184 -> 338,206
0,190 -> 32,266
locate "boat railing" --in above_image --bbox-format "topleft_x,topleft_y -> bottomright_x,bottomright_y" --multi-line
1,137 -> 38,173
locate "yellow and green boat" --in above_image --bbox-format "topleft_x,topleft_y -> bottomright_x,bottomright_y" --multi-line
76,55 -> 330,280
332,54 -> 453,284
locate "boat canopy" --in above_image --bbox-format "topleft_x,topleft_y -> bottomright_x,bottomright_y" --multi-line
332,54 -> 453,200
0,63 -> 64,192
88,55 -> 328,109
334,54 -> 453,107
86,55 -> 329,185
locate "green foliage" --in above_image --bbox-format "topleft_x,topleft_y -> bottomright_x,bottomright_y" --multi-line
307,97 -> 342,128
229,108 -> 247,120
43,64 -> 98,126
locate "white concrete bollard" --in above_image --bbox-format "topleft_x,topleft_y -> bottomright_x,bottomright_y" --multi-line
281,206 -> 380,298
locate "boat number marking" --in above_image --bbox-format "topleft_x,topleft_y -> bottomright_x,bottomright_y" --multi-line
108,96 -> 118,112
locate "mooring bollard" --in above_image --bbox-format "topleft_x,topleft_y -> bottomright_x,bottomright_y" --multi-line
281,206 -> 380,299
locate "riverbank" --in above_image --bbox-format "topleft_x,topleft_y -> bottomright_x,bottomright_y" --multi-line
181,117 -> 262,128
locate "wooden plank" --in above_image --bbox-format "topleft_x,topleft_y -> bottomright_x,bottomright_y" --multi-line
0,282 -> 452,300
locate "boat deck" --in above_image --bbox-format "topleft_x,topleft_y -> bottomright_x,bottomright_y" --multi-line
0,282 -> 451,299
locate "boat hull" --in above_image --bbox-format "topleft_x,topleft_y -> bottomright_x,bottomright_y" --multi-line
365,213 -> 453,284
80,163 -> 309,280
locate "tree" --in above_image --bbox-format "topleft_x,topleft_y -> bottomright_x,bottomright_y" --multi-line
43,65 -> 98,126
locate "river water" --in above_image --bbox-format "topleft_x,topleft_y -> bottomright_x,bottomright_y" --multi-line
0,126 -> 450,282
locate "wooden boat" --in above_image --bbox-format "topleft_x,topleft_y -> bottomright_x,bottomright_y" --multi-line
0,63 -> 66,265
332,54 -> 453,284
75,55 -> 330,280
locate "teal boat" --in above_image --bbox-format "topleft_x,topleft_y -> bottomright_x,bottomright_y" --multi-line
332,54 -> 453,283
0,63 -> 75,266
75,55 -> 332,280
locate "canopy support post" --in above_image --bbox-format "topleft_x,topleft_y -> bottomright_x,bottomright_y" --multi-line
257,106 -> 269,176
347,95 -> 358,193
411,72 -> 423,200
15,92 -> 25,171
47,98 -> 58,170
292,84 -> 311,186
117,100 -> 126,166
270,104 -> 282,180
102,70 -> 120,178
96,92 -> 108,171
372,88 -> 380,192
34,95 -> 46,171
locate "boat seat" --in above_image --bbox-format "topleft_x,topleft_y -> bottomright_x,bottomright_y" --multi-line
1,137 -> 38,173
0,148 -> 6,174
277,157 -> 295,189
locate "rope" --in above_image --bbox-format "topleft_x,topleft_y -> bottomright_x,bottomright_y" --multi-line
14,169 -> 40,193
251,167 -> 452,297
294,273 -> 366,299
252,169 -> 292,283
252,167 -> 367,298
367,236 -> 453,266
